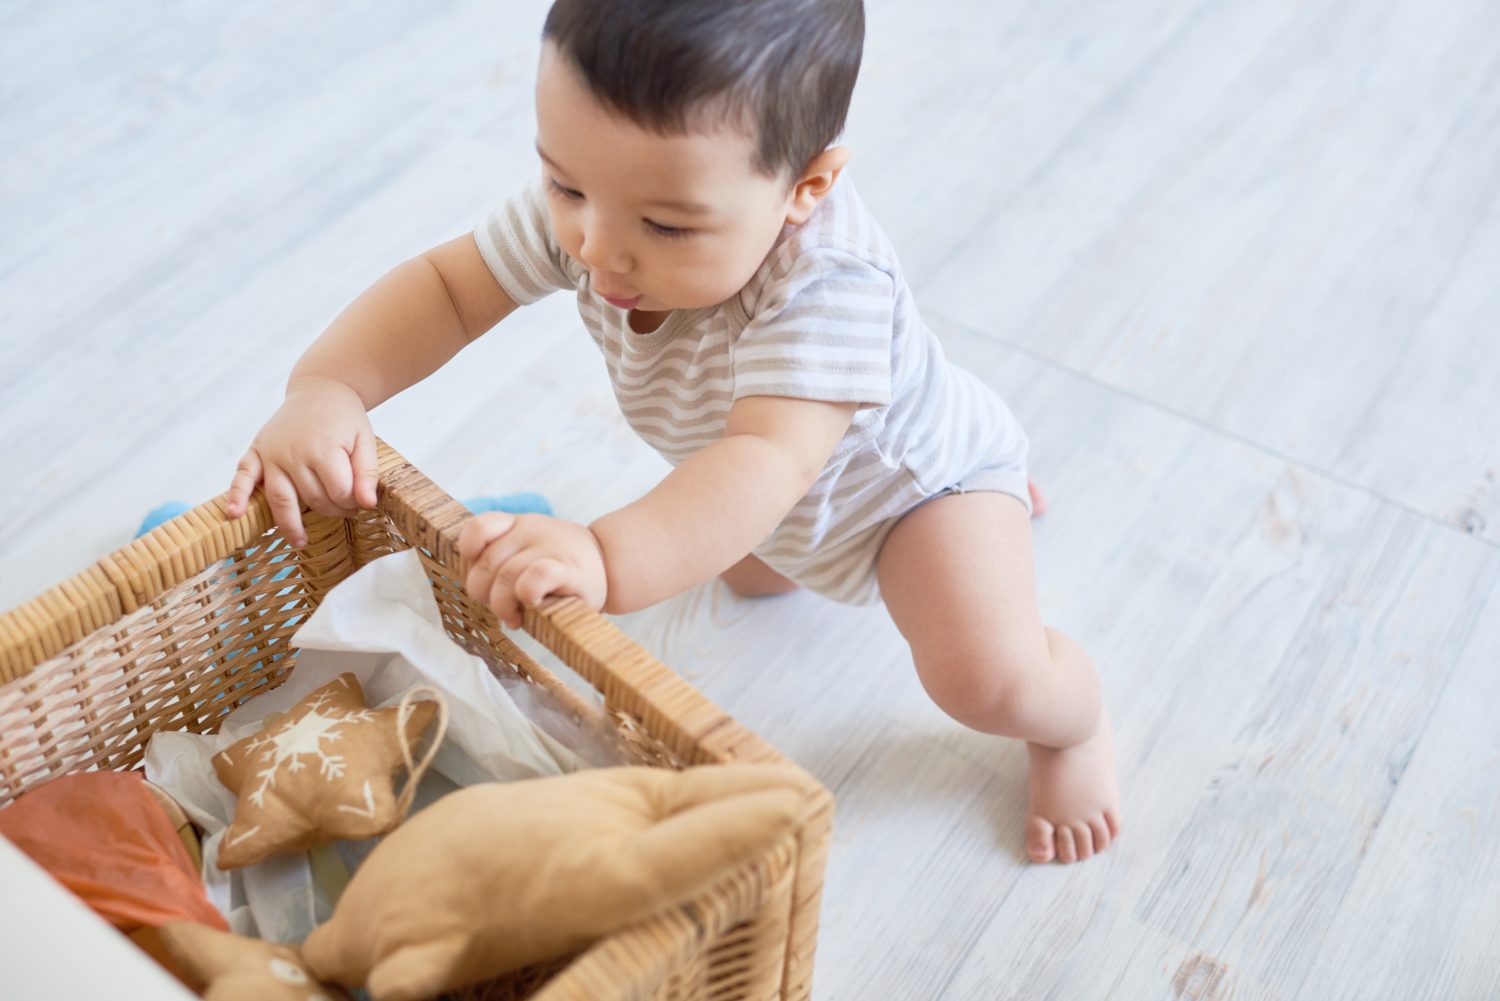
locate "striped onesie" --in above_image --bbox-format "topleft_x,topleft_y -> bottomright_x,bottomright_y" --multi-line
474,173 -> 1030,605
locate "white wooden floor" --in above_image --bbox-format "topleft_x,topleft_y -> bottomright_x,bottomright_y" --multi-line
4,1 -> 1499,998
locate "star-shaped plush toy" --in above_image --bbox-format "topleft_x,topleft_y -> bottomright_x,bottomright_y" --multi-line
158,921 -> 352,1001
213,673 -> 438,869
302,763 -> 815,1001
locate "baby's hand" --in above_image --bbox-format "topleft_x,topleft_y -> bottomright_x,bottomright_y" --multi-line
224,378 -> 379,547
457,512 -> 607,629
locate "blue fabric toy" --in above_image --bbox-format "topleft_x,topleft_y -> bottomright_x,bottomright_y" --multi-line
461,493 -> 553,517
134,501 -> 194,539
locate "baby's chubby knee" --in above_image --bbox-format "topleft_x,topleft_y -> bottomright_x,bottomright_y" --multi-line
911,639 -> 1054,734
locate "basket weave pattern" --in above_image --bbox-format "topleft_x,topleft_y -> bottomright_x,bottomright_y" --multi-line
0,441 -> 833,1001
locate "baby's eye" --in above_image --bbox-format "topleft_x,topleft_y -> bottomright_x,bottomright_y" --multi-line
546,177 -> 583,201
644,218 -> 692,239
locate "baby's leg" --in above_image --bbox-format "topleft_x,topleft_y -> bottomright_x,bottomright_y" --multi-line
875,492 -> 1120,864
721,554 -> 801,597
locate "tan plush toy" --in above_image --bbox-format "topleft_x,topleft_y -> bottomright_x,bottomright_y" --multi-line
303,763 -> 814,1001
158,921 -> 352,1001
213,673 -> 441,869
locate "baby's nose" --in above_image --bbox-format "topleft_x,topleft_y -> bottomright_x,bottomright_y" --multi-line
578,223 -> 633,274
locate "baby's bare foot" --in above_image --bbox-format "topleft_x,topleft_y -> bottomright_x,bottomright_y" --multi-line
1024,710 -> 1121,863
1027,478 -> 1048,517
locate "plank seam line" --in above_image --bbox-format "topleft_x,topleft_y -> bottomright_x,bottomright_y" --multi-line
928,309 -> 1500,554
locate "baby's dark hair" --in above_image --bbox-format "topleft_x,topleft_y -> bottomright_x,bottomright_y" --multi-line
542,0 -> 865,179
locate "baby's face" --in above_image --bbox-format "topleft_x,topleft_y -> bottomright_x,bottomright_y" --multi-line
535,45 -> 797,315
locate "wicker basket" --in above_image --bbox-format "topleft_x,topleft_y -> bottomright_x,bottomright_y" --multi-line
0,440 -> 833,1001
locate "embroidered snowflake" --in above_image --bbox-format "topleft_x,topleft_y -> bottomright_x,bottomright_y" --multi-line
242,688 -> 375,808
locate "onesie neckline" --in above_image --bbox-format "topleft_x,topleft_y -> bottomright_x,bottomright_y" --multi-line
620,303 -> 716,351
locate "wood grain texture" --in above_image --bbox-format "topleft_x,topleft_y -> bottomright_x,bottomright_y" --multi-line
1298,579 -> 1500,1001
3,1 -> 1498,998
919,0 -> 1500,546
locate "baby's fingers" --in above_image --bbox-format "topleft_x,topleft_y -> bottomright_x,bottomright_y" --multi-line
487,562 -> 525,630
461,515 -> 521,606
225,450 -> 263,518
514,558 -> 570,612
289,466 -> 340,524
311,451 -> 359,516
350,429 -> 379,509
458,512 -> 516,564
262,464 -> 307,548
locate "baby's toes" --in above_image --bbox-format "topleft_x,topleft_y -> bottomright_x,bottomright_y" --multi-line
1071,823 -> 1095,861
1089,816 -> 1113,854
1026,816 -> 1056,863
1056,824 -> 1077,863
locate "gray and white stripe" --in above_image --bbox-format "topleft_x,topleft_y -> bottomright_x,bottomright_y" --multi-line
473,173 -> 1029,604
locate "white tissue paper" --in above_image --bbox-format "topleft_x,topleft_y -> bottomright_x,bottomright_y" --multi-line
143,547 -> 626,943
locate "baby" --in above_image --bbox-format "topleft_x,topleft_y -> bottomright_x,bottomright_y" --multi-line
224,0 -> 1119,865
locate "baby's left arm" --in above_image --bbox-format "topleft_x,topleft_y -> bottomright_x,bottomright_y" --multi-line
457,396 -> 855,625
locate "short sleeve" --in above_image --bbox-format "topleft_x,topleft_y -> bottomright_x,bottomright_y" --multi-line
472,177 -> 579,305
732,250 -> 894,407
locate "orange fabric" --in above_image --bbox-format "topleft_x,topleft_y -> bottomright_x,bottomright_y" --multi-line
0,770 -> 228,933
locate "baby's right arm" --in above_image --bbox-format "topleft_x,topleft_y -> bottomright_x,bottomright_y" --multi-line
224,234 -> 518,545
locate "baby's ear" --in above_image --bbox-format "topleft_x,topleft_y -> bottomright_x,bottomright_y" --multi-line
786,146 -> 853,224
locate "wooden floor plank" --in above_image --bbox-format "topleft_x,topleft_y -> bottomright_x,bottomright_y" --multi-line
1297,576 -> 1500,1001
1134,508 -> 1497,948
922,0 -> 1500,543
844,0 -> 1203,289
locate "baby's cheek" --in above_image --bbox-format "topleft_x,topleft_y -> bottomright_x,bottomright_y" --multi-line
700,249 -> 765,302
553,224 -> 583,260
668,267 -> 742,310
